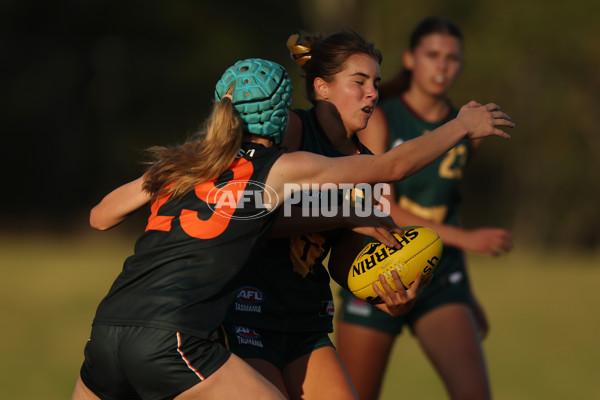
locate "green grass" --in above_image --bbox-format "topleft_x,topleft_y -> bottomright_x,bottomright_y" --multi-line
353,251 -> 600,400
0,232 -> 130,399
2,234 -> 599,399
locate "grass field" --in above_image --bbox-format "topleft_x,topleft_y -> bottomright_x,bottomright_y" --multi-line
2,232 -> 599,399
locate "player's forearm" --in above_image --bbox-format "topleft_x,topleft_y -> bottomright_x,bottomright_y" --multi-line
90,176 -> 150,230
386,199 -> 467,249
269,205 -> 346,238
381,119 -> 468,182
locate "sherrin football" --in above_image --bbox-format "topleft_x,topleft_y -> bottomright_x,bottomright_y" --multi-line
348,226 -> 443,303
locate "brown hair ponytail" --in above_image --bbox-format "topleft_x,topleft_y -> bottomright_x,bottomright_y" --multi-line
287,29 -> 382,104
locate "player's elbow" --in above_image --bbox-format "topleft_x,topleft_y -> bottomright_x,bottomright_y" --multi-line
390,162 -> 414,182
89,207 -> 110,231
375,153 -> 414,182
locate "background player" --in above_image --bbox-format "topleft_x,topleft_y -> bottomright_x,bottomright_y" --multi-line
336,17 -> 514,400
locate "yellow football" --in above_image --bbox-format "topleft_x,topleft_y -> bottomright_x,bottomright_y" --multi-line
348,226 -> 443,303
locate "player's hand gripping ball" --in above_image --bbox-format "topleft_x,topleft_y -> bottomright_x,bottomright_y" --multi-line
348,226 -> 443,303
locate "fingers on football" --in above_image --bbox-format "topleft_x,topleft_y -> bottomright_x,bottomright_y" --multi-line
372,280 -> 386,299
373,272 -> 402,300
408,271 -> 422,295
391,226 -> 404,237
390,270 -> 407,295
379,226 -> 403,249
378,229 -> 399,249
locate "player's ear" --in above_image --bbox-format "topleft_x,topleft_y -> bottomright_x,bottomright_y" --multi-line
314,77 -> 329,100
402,49 -> 415,71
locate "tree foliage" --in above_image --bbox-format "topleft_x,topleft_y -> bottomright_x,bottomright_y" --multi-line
3,0 -> 598,249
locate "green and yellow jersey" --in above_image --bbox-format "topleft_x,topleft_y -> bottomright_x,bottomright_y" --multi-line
380,96 -> 466,226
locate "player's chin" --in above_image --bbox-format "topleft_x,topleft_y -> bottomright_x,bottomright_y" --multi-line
355,117 -> 370,132
428,85 -> 449,97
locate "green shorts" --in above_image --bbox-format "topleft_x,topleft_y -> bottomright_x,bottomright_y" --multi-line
80,324 -> 231,400
223,323 -> 334,370
338,246 -> 472,335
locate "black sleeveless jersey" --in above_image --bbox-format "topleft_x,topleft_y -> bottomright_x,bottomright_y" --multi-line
93,142 -> 281,337
224,108 -> 372,332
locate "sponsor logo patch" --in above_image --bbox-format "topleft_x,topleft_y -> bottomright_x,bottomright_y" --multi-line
345,299 -> 372,317
236,287 -> 264,303
234,287 -> 263,313
319,300 -> 335,317
233,325 -> 264,348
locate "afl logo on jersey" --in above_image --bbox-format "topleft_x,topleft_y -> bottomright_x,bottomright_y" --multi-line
207,180 -> 279,221
235,287 -> 264,303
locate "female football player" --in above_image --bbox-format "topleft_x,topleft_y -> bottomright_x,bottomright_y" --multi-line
82,51 -> 513,400
222,31 -> 402,400
335,17 -> 515,400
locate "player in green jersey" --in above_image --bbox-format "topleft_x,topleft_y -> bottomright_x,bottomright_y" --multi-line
336,17 -> 515,400
223,31 -> 414,400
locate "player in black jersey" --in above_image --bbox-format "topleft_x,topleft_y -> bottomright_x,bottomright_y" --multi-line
74,58 -> 294,400
78,56 -> 513,399
337,18 -> 514,400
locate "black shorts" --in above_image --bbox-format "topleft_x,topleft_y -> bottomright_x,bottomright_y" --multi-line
79,325 -> 231,400
223,323 -> 333,370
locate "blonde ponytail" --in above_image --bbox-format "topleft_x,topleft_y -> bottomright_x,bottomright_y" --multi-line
143,97 -> 243,203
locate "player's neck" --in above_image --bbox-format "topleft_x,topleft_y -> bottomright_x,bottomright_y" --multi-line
402,89 -> 449,123
314,100 -> 358,154
247,135 -> 274,147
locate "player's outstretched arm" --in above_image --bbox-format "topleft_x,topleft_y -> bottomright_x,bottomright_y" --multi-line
373,101 -> 513,180
361,103 -> 515,257
267,102 -> 514,196
89,175 -> 150,230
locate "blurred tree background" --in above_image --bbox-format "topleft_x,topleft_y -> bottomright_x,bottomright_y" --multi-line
2,0 -> 599,251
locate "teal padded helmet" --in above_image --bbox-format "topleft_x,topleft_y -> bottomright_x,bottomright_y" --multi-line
215,58 -> 292,144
